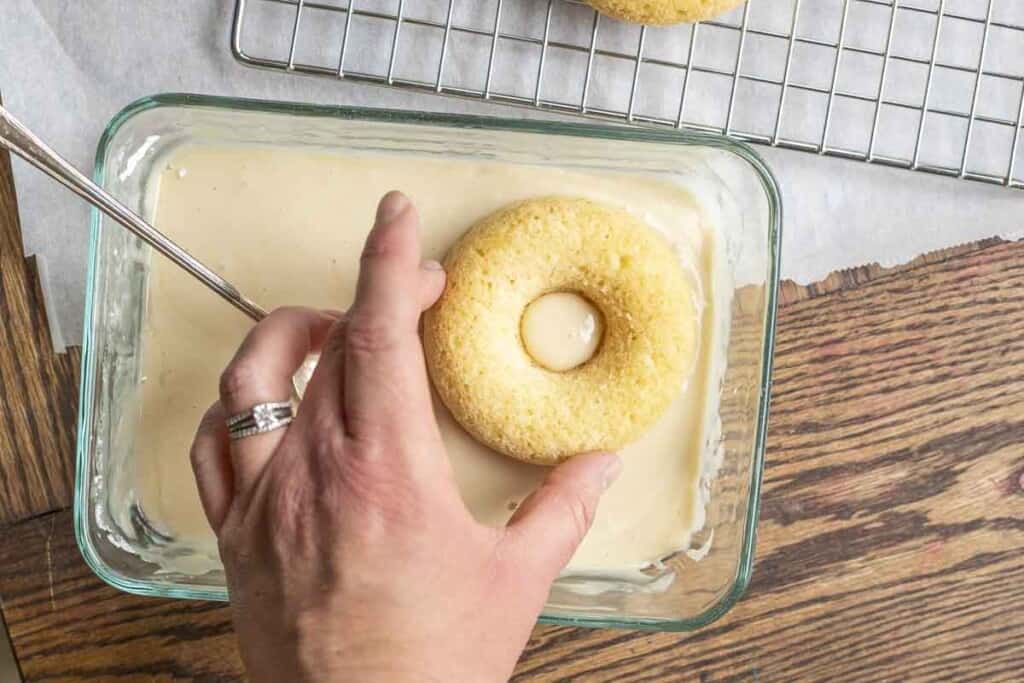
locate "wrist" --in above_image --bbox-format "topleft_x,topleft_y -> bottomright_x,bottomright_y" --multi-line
288,613 -> 443,683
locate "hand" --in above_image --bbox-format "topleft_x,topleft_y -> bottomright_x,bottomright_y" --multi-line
189,191 -> 622,682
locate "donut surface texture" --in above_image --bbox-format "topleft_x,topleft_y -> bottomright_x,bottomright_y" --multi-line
423,197 -> 698,465
584,0 -> 744,25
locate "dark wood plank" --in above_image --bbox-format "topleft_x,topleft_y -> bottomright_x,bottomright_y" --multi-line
1,235 -> 1021,681
0,144 -> 80,525
0,509 -> 241,682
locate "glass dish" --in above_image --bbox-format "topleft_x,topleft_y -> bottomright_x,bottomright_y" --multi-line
75,93 -> 781,631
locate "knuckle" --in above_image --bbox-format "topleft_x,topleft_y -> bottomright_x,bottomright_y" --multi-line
342,409 -> 387,443
319,321 -> 348,361
345,313 -> 401,355
335,449 -> 416,522
218,360 -> 260,404
361,230 -> 401,263
309,423 -> 348,462
550,485 -> 595,541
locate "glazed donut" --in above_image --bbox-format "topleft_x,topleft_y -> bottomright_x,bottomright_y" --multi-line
423,197 -> 698,465
584,0 -> 744,25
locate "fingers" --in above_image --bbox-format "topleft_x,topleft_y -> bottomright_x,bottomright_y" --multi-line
219,307 -> 337,493
505,452 -> 623,580
189,401 -> 233,533
352,191 -> 424,333
341,192 -> 441,443
303,258 -> 444,413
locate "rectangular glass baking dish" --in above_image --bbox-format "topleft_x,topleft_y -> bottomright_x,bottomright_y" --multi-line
75,93 -> 781,631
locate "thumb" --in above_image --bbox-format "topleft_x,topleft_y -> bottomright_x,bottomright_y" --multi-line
505,452 -> 623,580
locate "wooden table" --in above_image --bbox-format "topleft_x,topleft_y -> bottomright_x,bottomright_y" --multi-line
1,144 -> 1022,682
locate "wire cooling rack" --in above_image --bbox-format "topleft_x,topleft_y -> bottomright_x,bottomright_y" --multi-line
231,0 -> 1024,189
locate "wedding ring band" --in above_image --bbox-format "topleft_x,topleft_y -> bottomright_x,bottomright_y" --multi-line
226,400 -> 294,441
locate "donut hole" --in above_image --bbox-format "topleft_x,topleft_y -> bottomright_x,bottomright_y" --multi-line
519,291 -> 605,372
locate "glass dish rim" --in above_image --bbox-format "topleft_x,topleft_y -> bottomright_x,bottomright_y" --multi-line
74,92 -> 782,632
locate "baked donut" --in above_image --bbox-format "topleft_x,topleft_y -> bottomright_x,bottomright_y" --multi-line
423,197 -> 698,465
584,0 -> 744,25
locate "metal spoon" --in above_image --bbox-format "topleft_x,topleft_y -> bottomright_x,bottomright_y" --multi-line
0,104 -> 267,321
0,105 -> 313,399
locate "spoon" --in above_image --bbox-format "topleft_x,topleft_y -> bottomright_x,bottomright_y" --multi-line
0,105 -> 267,321
0,105 -> 312,399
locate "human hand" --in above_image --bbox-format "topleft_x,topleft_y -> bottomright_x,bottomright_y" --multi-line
189,191 -> 622,682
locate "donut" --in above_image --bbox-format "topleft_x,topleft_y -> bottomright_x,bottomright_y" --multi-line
423,197 -> 698,465
584,0 -> 744,25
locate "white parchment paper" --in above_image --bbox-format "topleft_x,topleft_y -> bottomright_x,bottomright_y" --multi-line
1,0 -> 1021,350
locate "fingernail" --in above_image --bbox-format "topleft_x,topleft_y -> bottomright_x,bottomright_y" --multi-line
376,191 -> 409,223
422,259 -> 444,271
602,455 -> 623,490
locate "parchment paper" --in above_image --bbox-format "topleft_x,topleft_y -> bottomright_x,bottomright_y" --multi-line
1,0 -> 1021,350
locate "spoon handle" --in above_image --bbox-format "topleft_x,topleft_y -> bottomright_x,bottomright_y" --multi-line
0,105 -> 267,322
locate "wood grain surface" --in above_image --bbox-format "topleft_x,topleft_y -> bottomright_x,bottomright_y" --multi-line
1,142 -> 1023,681
0,147 -> 79,526
0,510 -> 241,681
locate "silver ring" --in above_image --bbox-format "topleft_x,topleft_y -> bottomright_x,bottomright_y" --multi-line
226,400 -> 294,441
